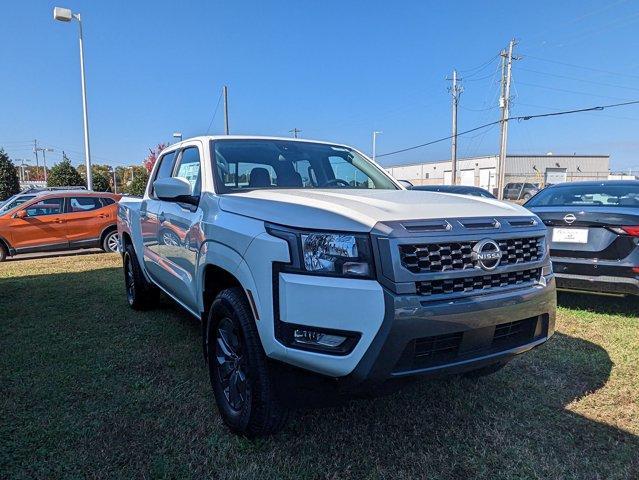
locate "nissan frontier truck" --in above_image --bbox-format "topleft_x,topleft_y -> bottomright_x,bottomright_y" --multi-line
117,136 -> 556,437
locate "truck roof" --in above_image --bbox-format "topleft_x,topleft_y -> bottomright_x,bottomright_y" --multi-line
165,135 -> 352,151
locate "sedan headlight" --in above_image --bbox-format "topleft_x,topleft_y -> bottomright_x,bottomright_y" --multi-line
267,225 -> 374,278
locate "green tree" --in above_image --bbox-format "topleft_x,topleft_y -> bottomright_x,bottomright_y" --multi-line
91,170 -> 111,192
125,169 -> 149,196
0,149 -> 20,201
47,155 -> 85,188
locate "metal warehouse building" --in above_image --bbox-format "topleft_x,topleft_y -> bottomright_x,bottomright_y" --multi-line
386,154 -> 610,191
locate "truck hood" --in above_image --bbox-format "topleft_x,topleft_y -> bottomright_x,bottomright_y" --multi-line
218,189 -> 531,231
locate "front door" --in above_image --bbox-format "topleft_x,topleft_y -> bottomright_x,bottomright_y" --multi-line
153,145 -> 204,312
10,197 -> 68,252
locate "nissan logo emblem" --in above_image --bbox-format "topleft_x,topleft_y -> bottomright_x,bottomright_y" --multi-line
472,239 -> 502,271
564,213 -> 576,224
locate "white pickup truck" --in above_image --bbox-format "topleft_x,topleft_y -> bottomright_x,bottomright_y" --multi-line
118,136 -> 556,437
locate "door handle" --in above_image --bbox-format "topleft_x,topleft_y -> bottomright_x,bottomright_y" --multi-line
54,218 -> 64,224
158,213 -> 166,223
98,213 -> 108,219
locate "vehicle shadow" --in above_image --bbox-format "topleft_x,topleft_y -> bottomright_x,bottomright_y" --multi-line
278,331 -> 638,478
557,290 -> 639,317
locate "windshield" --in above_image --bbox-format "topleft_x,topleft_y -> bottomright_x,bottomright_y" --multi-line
0,194 -> 36,213
211,139 -> 398,192
525,184 -> 639,208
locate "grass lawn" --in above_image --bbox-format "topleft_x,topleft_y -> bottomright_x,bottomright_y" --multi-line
1,253 -> 638,479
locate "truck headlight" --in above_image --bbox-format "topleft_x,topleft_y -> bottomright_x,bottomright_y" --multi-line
267,225 -> 374,279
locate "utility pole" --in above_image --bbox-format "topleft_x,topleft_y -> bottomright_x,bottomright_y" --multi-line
372,131 -> 382,163
33,140 -> 40,181
447,69 -> 463,185
497,39 -> 517,200
112,168 -> 117,194
289,128 -> 301,138
223,85 -> 230,135
34,145 -> 53,183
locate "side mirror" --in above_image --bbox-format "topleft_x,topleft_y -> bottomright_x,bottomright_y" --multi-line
14,210 -> 27,219
154,177 -> 198,205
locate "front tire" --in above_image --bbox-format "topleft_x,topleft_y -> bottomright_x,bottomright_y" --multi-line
123,243 -> 159,310
207,288 -> 288,437
0,243 -> 7,262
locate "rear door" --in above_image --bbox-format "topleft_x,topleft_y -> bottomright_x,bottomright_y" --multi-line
64,196 -> 111,247
9,197 -> 68,252
152,144 -> 204,312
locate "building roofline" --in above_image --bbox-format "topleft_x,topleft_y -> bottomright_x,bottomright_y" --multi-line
385,153 -> 610,168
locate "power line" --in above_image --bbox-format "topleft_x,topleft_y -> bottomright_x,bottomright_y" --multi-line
459,54 -> 500,76
522,53 -> 639,80
377,99 -> 639,159
206,88 -> 224,134
515,81 -> 635,101
518,66 -> 639,92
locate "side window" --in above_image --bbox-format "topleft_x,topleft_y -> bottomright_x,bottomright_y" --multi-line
173,147 -> 201,196
68,197 -> 102,212
100,197 -> 115,206
24,198 -> 64,217
151,151 -> 177,196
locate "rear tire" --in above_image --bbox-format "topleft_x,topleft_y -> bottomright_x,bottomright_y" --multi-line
207,288 -> 288,437
463,361 -> 509,379
102,230 -> 120,253
123,243 -> 159,310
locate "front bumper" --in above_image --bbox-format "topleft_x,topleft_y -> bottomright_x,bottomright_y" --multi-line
552,257 -> 639,295
345,276 -> 556,386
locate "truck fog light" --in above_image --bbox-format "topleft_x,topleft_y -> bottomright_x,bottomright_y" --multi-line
293,329 -> 347,348
342,262 -> 370,276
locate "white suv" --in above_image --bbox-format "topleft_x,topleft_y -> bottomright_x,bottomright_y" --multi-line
118,136 -> 556,437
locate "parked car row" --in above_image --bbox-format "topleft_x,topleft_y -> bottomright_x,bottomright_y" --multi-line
0,190 -> 120,262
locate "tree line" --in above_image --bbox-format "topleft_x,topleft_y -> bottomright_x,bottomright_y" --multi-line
0,144 -> 165,201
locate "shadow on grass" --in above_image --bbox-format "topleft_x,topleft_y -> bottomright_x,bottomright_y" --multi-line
557,290 -> 639,317
2,267 -> 637,479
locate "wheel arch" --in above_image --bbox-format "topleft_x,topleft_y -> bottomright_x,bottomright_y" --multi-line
99,223 -> 118,245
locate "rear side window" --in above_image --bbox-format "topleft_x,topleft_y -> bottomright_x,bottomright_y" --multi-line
68,197 -> 102,212
151,151 -> 177,196
24,198 -> 64,217
100,197 -> 115,206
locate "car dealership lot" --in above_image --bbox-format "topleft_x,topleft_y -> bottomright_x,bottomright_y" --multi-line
1,253 -> 637,479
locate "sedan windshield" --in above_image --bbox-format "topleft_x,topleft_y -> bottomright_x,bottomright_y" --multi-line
211,139 -> 398,192
525,184 -> 639,208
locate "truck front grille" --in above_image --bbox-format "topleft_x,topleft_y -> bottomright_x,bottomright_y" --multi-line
400,236 -> 543,273
416,268 -> 541,296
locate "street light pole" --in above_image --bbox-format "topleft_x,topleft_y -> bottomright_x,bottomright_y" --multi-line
54,7 -> 93,190
372,131 -> 382,163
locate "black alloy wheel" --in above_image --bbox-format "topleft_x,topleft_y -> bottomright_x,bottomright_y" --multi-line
215,316 -> 250,412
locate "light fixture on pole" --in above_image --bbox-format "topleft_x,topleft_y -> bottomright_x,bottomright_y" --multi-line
372,131 -> 382,163
54,6 -> 93,190
173,132 -> 183,142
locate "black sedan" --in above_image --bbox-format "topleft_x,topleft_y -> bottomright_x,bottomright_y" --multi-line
410,184 -> 496,198
525,180 -> 639,296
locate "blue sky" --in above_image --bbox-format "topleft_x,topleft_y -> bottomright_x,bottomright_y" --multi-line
2,0 -> 639,170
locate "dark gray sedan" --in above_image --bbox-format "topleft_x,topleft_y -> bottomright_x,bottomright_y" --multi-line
525,180 -> 639,296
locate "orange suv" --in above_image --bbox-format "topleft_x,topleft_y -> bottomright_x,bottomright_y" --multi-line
0,191 -> 121,262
